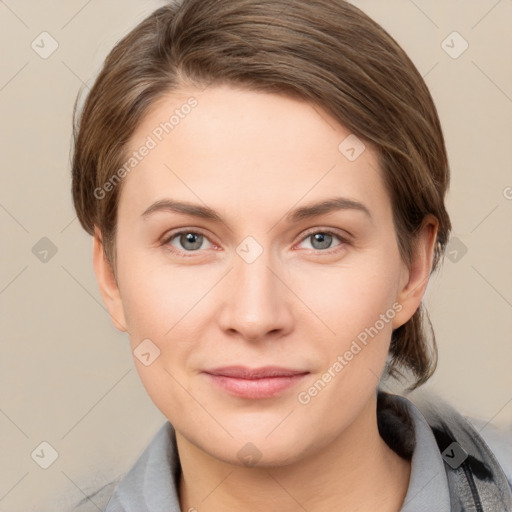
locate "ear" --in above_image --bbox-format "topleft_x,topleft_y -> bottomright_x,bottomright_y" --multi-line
92,226 -> 128,332
392,215 -> 439,330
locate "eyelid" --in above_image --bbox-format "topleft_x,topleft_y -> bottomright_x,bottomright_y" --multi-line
299,226 -> 351,241
161,227 -> 212,244
294,228 -> 350,252
161,228 -> 218,256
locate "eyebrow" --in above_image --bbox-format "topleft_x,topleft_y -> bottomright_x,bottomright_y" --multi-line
141,197 -> 372,225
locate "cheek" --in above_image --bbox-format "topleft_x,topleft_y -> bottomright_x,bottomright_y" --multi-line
116,261 -> 205,418
298,259 -> 401,343
295,254 -> 403,396
115,255 -> 219,398
294,275 -> 400,420
116,246 -> 205,340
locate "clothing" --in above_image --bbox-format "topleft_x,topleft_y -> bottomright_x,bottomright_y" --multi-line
103,392 -> 512,511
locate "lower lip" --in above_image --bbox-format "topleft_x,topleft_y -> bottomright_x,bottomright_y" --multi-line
203,373 -> 308,399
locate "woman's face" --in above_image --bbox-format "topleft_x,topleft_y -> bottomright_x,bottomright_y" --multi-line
97,84 -> 429,465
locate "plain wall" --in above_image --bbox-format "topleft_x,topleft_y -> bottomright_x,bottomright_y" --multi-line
1,1 -> 511,510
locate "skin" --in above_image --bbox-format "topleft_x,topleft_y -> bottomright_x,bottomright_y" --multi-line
93,84 -> 438,511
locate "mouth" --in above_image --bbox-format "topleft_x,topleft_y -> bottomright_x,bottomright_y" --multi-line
202,366 -> 310,399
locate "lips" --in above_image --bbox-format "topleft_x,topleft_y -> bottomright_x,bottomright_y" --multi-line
202,366 -> 309,399
204,366 -> 308,379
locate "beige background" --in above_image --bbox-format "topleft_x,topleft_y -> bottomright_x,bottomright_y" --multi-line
1,1 -> 511,511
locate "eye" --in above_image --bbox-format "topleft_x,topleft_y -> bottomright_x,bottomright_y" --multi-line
163,230 -> 214,255
297,230 -> 348,252
161,228 -> 348,257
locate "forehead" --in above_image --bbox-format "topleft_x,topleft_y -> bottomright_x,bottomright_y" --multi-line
118,84 -> 389,224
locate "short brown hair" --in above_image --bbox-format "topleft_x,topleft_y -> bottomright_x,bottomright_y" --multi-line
71,0 -> 451,389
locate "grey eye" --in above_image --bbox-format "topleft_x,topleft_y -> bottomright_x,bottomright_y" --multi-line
178,232 -> 204,251
309,232 -> 334,250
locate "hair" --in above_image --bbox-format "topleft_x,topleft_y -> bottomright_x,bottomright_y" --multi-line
71,0 -> 451,390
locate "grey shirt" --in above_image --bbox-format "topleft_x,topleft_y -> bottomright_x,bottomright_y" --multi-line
103,394 -> 512,511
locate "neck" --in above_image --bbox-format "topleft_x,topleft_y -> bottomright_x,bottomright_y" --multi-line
177,394 -> 411,512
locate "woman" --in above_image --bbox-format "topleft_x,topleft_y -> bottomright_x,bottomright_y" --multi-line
70,0 -> 512,510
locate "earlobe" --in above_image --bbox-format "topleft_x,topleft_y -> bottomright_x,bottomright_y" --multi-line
392,216 -> 439,330
92,227 -> 128,332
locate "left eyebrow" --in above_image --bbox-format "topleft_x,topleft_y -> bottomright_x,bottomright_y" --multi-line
285,197 -> 373,223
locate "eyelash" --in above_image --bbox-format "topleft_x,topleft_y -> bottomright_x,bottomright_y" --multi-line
161,228 -> 350,257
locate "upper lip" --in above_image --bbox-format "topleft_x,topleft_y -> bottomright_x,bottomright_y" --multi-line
203,366 -> 309,379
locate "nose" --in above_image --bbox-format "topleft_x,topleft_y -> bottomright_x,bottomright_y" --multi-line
217,248 -> 294,343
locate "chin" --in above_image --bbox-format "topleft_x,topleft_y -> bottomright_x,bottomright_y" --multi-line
211,436 -> 311,468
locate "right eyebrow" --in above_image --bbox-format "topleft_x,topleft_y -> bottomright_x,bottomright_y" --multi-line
141,199 -> 224,223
